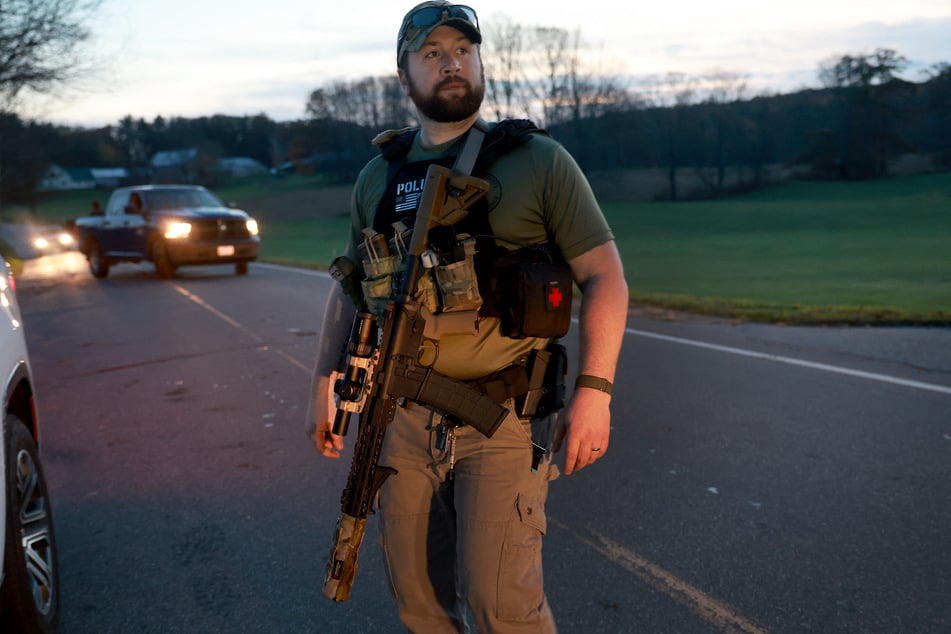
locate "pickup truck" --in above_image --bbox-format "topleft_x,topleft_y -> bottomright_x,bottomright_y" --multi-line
74,184 -> 261,279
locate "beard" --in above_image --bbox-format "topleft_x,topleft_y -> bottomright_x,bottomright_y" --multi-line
407,73 -> 485,123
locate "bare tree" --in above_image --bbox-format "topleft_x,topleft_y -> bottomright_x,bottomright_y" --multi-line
307,77 -> 412,129
547,29 -> 631,167
482,14 -> 529,121
1,0 -> 102,209
699,69 -> 749,192
530,26 -> 571,126
379,76 -> 414,129
700,69 -> 748,104
563,39 -> 630,120
641,72 -> 699,200
484,19 -> 630,133
0,0 -> 101,110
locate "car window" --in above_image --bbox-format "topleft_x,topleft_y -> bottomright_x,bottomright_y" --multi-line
127,193 -> 144,214
193,189 -> 223,207
147,189 -> 222,210
106,191 -> 130,216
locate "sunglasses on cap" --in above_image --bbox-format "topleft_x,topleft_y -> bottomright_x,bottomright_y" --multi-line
398,3 -> 480,60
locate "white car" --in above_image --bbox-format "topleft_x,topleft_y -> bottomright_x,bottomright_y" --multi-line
0,259 -> 59,632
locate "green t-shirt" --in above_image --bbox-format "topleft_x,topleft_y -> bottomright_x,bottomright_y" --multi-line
347,123 -> 614,380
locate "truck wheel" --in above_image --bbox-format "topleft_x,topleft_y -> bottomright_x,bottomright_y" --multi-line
88,243 -> 110,278
153,242 -> 175,279
1,414 -> 60,633
235,261 -> 249,276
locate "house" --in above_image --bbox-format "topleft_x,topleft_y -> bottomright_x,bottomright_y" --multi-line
37,165 -> 94,191
37,165 -> 131,191
150,148 -> 199,183
89,168 -> 129,188
217,157 -> 267,178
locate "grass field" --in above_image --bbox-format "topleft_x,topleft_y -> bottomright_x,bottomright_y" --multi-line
7,171 -> 950,325
606,172 -> 951,324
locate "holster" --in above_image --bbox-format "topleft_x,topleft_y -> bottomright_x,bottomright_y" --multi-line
463,341 -> 566,419
515,342 -> 567,419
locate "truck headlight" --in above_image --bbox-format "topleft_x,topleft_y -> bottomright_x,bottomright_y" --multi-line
165,221 -> 192,239
58,231 -> 75,248
246,219 -> 259,236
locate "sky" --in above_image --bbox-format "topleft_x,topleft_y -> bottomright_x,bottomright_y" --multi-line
24,0 -> 951,128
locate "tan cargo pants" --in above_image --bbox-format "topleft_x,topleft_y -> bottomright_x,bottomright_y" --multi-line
377,400 -> 559,633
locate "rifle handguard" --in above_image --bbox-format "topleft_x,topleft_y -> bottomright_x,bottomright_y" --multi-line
323,513 -> 366,602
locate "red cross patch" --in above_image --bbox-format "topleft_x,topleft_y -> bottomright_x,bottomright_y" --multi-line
546,281 -> 564,310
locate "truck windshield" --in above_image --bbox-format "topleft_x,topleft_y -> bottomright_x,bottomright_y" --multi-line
147,189 -> 223,211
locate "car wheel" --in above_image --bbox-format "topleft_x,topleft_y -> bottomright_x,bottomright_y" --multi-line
1,414 -> 60,633
235,261 -> 249,276
153,241 -> 175,280
88,242 -> 110,278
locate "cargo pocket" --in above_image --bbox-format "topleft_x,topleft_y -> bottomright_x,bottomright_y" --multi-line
496,464 -> 558,622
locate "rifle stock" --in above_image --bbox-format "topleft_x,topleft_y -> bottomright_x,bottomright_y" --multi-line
323,163 -> 506,602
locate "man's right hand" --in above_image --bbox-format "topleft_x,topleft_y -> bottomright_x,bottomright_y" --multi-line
309,372 -> 346,458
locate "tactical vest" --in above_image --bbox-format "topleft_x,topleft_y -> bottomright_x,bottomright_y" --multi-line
362,119 -> 572,340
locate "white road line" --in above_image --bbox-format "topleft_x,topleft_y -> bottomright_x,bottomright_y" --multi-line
274,349 -> 310,373
254,263 -> 331,278
627,327 -> 951,396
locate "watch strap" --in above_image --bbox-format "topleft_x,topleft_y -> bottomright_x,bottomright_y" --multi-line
574,374 -> 613,395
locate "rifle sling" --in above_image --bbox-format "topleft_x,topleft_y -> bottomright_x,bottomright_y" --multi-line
451,118 -> 488,176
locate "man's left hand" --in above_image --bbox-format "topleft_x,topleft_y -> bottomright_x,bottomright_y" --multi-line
552,388 -> 611,475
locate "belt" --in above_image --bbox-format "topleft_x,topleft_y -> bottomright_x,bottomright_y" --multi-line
464,362 -> 530,404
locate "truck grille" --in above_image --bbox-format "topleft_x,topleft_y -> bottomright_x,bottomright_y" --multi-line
192,219 -> 251,241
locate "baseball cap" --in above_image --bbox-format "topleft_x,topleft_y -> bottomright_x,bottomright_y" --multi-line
397,2 -> 481,63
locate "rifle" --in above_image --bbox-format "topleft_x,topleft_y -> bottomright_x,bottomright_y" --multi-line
323,163 -> 509,602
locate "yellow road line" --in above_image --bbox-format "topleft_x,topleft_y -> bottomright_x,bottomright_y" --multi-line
171,284 -> 310,373
553,519 -> 768,633
171,284 -> 258,339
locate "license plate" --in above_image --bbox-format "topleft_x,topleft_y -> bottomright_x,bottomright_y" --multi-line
217,245 -> 235,257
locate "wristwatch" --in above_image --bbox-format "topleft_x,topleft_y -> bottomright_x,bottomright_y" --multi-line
574,374 -> 613,395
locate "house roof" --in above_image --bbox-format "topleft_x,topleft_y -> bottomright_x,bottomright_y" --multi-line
90,168 -> 129,179
217,157 -> 267,172
66,168 -> 95,181
151,148 -> 198,167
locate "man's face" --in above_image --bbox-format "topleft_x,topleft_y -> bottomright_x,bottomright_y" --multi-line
400,25 -> 485,123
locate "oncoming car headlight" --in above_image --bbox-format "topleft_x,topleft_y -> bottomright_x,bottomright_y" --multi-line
32,230 -> 75,251
246,219 -> 259,236
165,221 -> 192,239
58,231 -> 75,248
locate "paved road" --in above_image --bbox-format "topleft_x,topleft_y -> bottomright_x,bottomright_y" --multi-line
14,252 -> 951,633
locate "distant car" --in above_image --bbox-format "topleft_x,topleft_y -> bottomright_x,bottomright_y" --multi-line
74,184 -> 261,279
29,225 -> 76,256
0,259 -> 60,631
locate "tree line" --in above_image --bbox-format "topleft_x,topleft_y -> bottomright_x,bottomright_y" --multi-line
2,0 -> 950,205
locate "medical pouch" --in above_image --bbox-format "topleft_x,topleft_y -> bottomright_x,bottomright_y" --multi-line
498,261 -> 573,339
